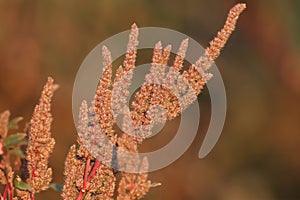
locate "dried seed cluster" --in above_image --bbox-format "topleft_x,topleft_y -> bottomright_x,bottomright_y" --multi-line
62,4 -> 246,200
26,77 -> 58,194
0,3 -> 245,199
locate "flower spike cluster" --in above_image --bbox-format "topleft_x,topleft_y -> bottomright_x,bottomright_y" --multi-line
0,4 -> 245,199
62,3 -> 246,200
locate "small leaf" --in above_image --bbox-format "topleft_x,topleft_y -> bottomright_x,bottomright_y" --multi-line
4,133 -> 27,148
8,148 -> 26,158
151,182 -> 162,188
50,183 -> 63,193
14,177 -> 32,191
7,117 -> 23,129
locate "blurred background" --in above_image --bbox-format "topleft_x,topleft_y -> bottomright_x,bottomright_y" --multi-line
0,0 -> 300,199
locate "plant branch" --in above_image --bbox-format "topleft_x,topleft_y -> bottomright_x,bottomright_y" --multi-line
75,157 -> 91,200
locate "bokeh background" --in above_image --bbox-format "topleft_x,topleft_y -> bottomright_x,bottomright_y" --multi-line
1,0 -> 300,199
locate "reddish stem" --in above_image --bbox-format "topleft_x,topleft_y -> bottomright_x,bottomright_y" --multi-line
30,167 -> 36,200
87,159 -> 101,182
76,156 -> 103,200
31,166 -> 36,179
31,192 -> 35,200
75,158 -> 91,200
8,184 -> 13,200
3,184 -> 8,199
83,158 -> 90,190
76,192 -> 85,200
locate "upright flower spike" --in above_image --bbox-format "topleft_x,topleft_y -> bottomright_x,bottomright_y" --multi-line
173,38 -> 189,72
112,23 -> 139,117
114,23 -> 139,85
183,3 -> 247,95
76,100 -> 93,159
94,46 -> 115,140
62,145 -> 85,200
123,23 -> 139,72
85,48 -> 118,199
145,41 -> 163,84
0,110 -> 10,155
205,3 -> 247,61
130,42 -> 163,128
180,3 -> 247,116
63,100 -> 116,200
26,77 -> 58,196
0,110 -> 10,139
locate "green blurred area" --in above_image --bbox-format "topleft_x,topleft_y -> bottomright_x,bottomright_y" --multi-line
0,0 -> 300,199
